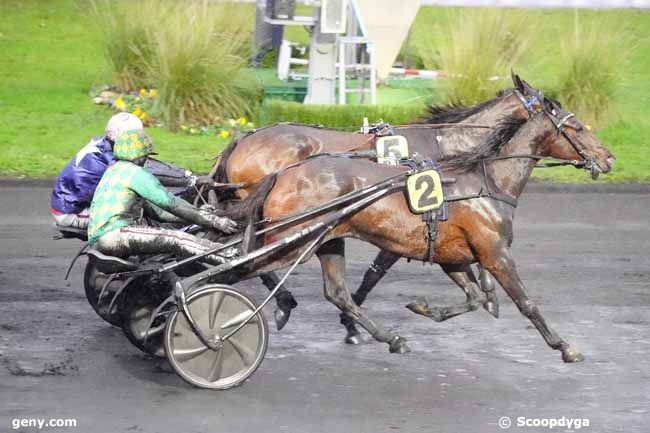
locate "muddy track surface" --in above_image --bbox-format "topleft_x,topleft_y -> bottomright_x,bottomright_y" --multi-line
1,186 -> 648,433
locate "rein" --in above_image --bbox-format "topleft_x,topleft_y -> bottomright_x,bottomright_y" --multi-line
446,90 -> 590,208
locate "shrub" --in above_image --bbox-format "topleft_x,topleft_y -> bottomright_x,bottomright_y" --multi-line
93,0 -> 257,130
555,11 -> 634,127
91,0 -> 159,91
256,101 -> 427,131
419,9 -> 533,105
148,1 -> 258,130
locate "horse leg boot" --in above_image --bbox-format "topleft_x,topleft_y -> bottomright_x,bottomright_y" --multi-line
340,250 -> 401,345
478,264 -> 499,318
259,272 -> 297,331
481,249 -> 584,363
407,263 -> 488,322
317,239 -> 410,354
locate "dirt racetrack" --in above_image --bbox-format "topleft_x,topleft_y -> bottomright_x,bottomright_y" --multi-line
1,184 -> 649,433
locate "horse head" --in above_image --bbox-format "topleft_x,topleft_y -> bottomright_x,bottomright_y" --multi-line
511,72 -> 615,179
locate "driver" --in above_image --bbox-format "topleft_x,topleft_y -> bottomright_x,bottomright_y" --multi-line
87,129 -> 239,264
51,113 -> 212,230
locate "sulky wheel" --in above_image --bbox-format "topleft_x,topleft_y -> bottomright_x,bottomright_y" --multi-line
121,285 -> 168,358
164,285 -> 268,390
83,260 -> 123,327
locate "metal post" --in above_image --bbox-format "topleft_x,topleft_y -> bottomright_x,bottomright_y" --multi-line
368,41 -> 377,105
338,39 -> 346,105
304,7 -> 337,105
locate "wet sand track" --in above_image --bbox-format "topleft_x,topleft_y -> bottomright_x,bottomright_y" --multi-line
0,185 -> 649,432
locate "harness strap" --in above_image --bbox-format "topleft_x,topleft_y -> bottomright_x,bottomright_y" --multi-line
445,191 -> 518,208
421,209 -> 439,262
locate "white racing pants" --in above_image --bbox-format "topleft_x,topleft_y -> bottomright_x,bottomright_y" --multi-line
51,208 -> 89,229
95,226 -> 236,265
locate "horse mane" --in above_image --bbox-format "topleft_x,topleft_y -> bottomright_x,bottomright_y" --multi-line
438,114 -> 527,172
419,88 -> 513,124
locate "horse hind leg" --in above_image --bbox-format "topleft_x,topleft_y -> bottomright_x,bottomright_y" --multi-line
406,263 -> 487,322
259,272 -> 298,331
340,250 -> 401,345
317,239 -> 410,354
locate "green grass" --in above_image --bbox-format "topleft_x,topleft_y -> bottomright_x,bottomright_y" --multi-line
0,0 -> 648,182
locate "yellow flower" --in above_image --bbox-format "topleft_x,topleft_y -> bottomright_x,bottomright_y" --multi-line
148,89 -> 158,98
114,96 -> 125,110
219,130 -> 230,138
139,88 -> 147,97
139,112 -> 148,121
132,107 -> 142,117
180,125 -> 188,131
237,117 -> 247,126
585,124 -> 592,131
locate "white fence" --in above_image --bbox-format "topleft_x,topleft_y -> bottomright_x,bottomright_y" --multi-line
236,0 -> 650,8
422,0 -> 650,8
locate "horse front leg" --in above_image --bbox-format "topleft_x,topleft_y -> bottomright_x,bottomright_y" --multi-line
481,249 -> 584,363
406,263 -> 488,322
339,250 -> 401,344
317,239 -> 410,354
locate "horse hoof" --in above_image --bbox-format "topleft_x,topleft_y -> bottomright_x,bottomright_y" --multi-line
345,333 -> 362,345
561,346 -> 585,363
483,301 -> 499,318
389,336 -> 411,354
274,307 -> 291,331
407,302 -> 445,322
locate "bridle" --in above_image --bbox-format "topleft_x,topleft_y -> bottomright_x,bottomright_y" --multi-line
445,89 -> 599,208
512,89 -> 599,175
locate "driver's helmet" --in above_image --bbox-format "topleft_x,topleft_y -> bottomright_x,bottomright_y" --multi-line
113,129 -> 157,161
105,113 -> 143,142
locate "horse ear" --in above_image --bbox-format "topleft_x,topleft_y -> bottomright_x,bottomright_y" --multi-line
511,70 -> 524,92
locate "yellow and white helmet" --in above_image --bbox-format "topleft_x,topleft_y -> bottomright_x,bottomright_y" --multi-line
105,113 -> 143,142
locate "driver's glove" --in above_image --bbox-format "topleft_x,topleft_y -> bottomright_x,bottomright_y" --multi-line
194,175 -> 217,186
200,210 -> 239,234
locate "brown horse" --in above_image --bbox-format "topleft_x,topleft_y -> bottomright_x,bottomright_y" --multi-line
228,74 -> 614,362
213,89 -> 527,196
210,83 -> 534,334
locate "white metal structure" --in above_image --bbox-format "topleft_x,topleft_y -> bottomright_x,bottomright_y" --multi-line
336,0 -> 376,105
277,40 -> 309,80
337,36 -> 376,105
321,0 -> 348,33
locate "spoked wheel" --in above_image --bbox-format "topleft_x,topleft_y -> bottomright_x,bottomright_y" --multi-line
164,285 -> 268,390
121,286 -> 168,358
83,260 -> 122,327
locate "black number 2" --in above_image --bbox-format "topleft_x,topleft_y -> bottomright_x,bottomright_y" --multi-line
416,175 -> 439,208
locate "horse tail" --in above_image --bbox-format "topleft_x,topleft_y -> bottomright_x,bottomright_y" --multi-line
218,172 -> 277,227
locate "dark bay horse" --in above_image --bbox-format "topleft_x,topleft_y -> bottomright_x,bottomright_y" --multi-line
211,82 -> 535,333
230,75 -> 614,363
